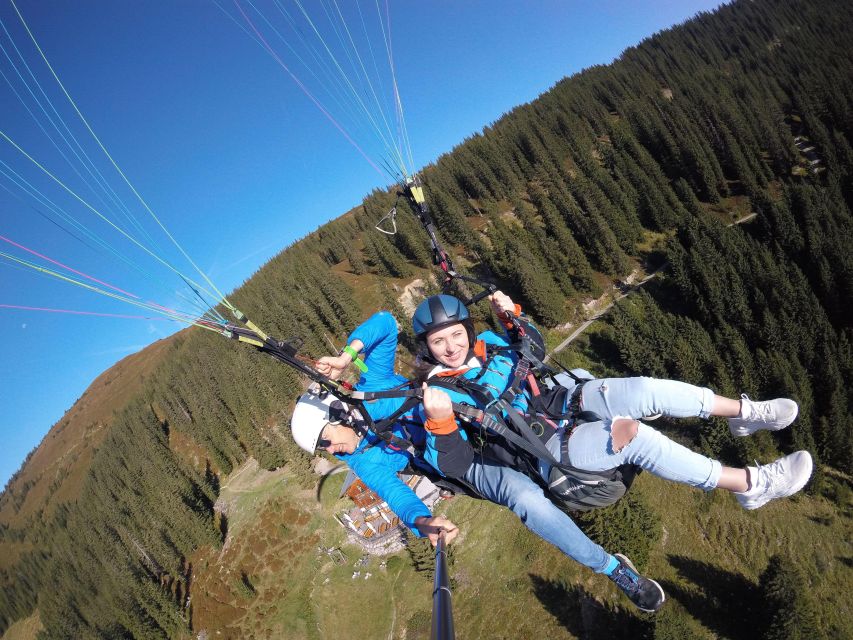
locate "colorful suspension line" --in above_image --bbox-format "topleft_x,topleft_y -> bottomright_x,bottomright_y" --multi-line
0,249 -> 225,330
0,128 -> 227,313
223,0 -> 413,184
0,232 -> 140,300
8,0 -> 239,319
0,160 -> 223,323
0,14 -> 157,250
0,304 -> 178,322
0,232 -> 227,325
232,0 -> 390,181
290,0 -> 408,177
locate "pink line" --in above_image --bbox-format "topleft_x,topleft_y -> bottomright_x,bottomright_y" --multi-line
0,304 -> 172,320
233,0 -> 386,178
146,299 -> 192,318
0,233 -> 140,299
0,234 -> 211,322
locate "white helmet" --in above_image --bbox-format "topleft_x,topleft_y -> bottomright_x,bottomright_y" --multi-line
291,385 -> 351,454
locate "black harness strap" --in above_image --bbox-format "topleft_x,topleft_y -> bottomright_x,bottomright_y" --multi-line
349,368 -> 598,476
501,355 -> 529,403
364,396 -> 422,451
403,179 -> 497,306
353,376 -> 565,470
525,380 -> 593,423
426,375 -> 607,481
222,323 -> 419,451
224,312 -> 599,480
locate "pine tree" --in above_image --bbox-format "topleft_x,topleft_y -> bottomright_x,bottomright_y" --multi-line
576,491 -> 662,570
526,183 -> 599,295
759,555 -> 826,640
405,534 -> 436,580
484,217 -> 567,326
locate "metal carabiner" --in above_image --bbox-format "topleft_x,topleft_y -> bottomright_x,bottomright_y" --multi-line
374,206 -> 397,235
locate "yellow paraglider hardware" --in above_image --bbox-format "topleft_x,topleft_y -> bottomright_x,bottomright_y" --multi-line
231,308 -> 269,343
409,185 -> 426,205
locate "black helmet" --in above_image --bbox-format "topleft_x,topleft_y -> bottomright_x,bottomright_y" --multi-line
412,294 -> 469,337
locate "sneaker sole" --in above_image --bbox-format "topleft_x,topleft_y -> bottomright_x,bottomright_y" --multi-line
614,553 -> 666,613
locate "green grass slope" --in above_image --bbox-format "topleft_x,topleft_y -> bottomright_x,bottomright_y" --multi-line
0,336 -> 176,531
183,430 -> 852,639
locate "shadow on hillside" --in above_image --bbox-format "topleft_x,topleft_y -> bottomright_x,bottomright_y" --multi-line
808,514 -> 834,526
660,555 -> 761,640
529,574 -> 653,640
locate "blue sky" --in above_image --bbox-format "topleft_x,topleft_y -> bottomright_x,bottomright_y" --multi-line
0,0 -> 723,489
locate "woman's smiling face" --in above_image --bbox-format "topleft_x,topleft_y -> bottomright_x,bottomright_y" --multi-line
425,322 -> 470,369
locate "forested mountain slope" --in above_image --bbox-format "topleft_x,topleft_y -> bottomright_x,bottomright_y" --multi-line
2,0 -> 851,637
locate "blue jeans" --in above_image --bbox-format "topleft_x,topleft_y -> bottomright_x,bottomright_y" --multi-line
565,422 -> 722,490
555,372 -> 716,419
463,454 -> 611,573
552,372 -> 722,490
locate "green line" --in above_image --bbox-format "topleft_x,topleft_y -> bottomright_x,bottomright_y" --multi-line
0,128 -> 225,307
0,250 -> 222,329
11,0 -> 235,313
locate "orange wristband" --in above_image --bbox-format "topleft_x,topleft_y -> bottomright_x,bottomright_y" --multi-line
503,304 -> 523,328
425,415 -> 458,435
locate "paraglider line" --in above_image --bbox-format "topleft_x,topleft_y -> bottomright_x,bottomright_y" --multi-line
233,0 -> 388,180
0,233 -> 140,299
0,304 -> 174,321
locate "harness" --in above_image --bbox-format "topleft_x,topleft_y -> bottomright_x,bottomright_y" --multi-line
223,303 -> 629,508
405,335 -> 642,510
225,175 -> 634,508
350,337 -> 595,470
423,374 -> 603,481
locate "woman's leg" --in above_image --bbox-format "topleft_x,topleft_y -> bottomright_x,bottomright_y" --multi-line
578,377 -> 798,435
579,377 -> 716,420
716,466 -> 749,492
566,419 -> 812,507
710,396 -> 741,418
463,455 -> 611,572
567,420 -> 722,490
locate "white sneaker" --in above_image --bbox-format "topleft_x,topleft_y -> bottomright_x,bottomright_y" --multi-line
735,451 -> 813,510
728,394 -> 799,437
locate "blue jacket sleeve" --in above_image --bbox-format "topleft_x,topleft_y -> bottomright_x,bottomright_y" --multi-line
342,444 -> 431,536
348,311 -> 405,391
331,312 -> 430,536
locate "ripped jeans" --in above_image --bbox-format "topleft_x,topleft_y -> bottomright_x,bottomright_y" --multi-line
462,374 -> 724,573
555,372 -> 717,421
547,372 -> 722,490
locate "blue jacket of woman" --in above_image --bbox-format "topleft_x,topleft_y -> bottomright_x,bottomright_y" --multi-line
415,327 -> 532,479
342,310 -> 542,481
